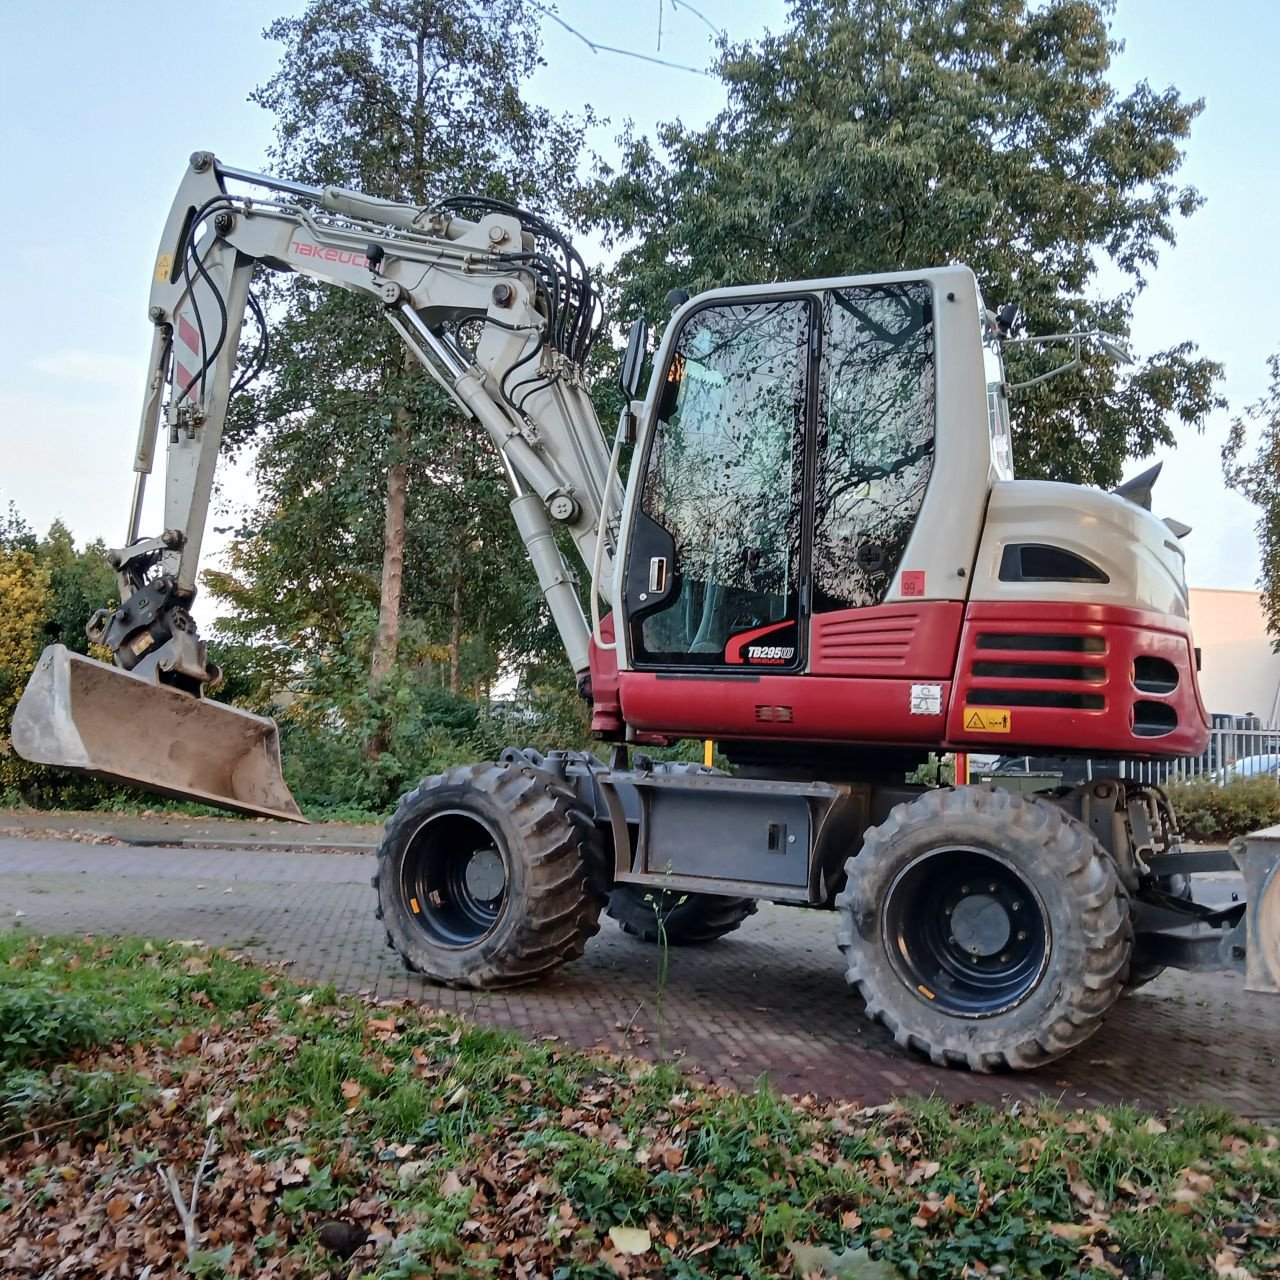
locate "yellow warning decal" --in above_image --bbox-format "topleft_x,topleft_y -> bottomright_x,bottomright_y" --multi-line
963,707 -> 1012,734
154,252 -> 173,283
409,897 -> 420,914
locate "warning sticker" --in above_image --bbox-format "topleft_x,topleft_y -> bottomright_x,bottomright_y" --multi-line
910,683 -> 943,715
963,707 -> 1012,734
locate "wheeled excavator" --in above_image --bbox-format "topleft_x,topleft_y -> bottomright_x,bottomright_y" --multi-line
14,153 -> 1280,1070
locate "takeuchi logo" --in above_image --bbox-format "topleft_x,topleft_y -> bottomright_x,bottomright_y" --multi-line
746,645 -> 794,665
290,241 -> 369,267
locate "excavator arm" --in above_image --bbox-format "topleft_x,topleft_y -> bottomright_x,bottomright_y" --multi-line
12,153 -> 622,818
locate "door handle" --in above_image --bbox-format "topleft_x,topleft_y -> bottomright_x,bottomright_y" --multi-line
648,555 -> 668,593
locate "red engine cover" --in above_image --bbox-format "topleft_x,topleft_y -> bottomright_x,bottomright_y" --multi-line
945,600 -> 1209,759
605,599 -> 1209,761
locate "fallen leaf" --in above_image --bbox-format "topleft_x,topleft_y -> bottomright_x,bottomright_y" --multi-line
1144,1117 -> 1168,1135
341,1079 -> 365,1110
1070,1179 -> 1102,1210
608,1226 -> 651,1255
788,1242 -> 904,1278
1212,1249 -> 1251,1279
1047,1222 -> 1101,1241
1079,1245 -> 1123,1278
904,1160 -> 941,1186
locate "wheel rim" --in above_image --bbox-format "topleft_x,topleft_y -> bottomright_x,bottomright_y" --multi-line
400,809 -> 510,948
882,846 -> 1050,1017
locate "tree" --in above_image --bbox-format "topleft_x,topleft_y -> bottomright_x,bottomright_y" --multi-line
0,512 -> 117,803
215,0 -> 589,755
0,545 -> 50,797
1223,354 -> 1280,646
35,520 -> 118,655
586,0 -> 1223,487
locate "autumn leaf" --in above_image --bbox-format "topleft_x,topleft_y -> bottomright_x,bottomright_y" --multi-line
340,1079 -> 365,1111
1070,1179 -> 1102,1210
904,1160 -> 941,1186
608,1225 -> 652,1255
1080,1244 -> 1124,1277
1047,1222 -> 1102,1241
1213,1249 -> 1252,1279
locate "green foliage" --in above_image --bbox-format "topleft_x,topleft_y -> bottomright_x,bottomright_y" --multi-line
0,508 -> 123,808
1167,777 -> 1280,841
275,664 -> 591,816
1223,352 -> 1280,645
585,0 -> 1223,488
0,983 -> 105,1070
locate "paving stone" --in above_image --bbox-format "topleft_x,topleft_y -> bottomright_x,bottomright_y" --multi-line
2,838 -> 1277,1117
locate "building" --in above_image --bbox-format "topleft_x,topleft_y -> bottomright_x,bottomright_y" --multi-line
1189,588 -> 1280,722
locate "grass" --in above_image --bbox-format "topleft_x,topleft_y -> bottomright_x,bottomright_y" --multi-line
1,934 -> 1277,1278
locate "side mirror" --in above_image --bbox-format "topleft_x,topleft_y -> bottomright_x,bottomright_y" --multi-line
618,317 -> 649,402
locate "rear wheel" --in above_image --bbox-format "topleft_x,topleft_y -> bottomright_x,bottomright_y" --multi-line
375,761 -> 604,988
607,884 -> 757,945
836,786 -> 1131,1071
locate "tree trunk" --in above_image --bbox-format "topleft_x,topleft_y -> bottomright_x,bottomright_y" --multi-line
367,410 -> 410,758
449,565 -> 463,696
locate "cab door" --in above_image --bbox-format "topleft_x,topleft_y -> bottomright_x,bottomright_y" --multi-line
621,295 -> 813,673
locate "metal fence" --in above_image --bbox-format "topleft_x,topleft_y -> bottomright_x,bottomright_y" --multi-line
1118,721 -> 1280,787
984,719 -> 1280,789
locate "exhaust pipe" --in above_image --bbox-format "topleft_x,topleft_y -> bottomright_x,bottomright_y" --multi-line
11,645 -> 305,822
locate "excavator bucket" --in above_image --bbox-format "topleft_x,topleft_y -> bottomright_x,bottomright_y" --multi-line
11,645 -> 305,822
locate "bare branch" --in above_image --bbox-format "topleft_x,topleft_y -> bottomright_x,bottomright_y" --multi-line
157,1131 -> 218,1258
528,1 -> 711,75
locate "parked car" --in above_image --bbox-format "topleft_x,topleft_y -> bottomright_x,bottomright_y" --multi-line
1213,753 -> 1280,782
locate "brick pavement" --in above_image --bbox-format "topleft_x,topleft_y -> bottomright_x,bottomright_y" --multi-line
3,838 -> 1277,1118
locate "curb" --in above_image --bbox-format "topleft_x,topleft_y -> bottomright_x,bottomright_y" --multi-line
111,835 -> 377,855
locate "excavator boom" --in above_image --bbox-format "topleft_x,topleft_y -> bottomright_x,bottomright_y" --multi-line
12,153 -> 617,819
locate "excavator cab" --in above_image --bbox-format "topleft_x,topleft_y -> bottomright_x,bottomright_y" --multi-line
613,271 -> 975,745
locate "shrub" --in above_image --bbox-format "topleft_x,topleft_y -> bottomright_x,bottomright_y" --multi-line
1166,776 -> 1280,841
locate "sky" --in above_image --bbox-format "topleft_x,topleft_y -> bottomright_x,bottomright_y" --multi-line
1,0 -> 1276,607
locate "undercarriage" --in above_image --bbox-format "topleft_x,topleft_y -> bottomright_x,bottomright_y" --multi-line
373,747 -> 1272,1072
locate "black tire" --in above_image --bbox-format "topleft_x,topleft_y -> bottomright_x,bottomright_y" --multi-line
607,884 -> 758,945
835,786 -> 1132,1072
374,760 -> 604,988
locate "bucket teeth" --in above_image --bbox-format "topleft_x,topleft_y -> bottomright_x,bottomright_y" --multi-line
12,644 -> 305,823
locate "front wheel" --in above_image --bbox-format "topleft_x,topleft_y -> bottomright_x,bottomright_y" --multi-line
836,786 -> 1132,1071
375,761 -> 604,988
